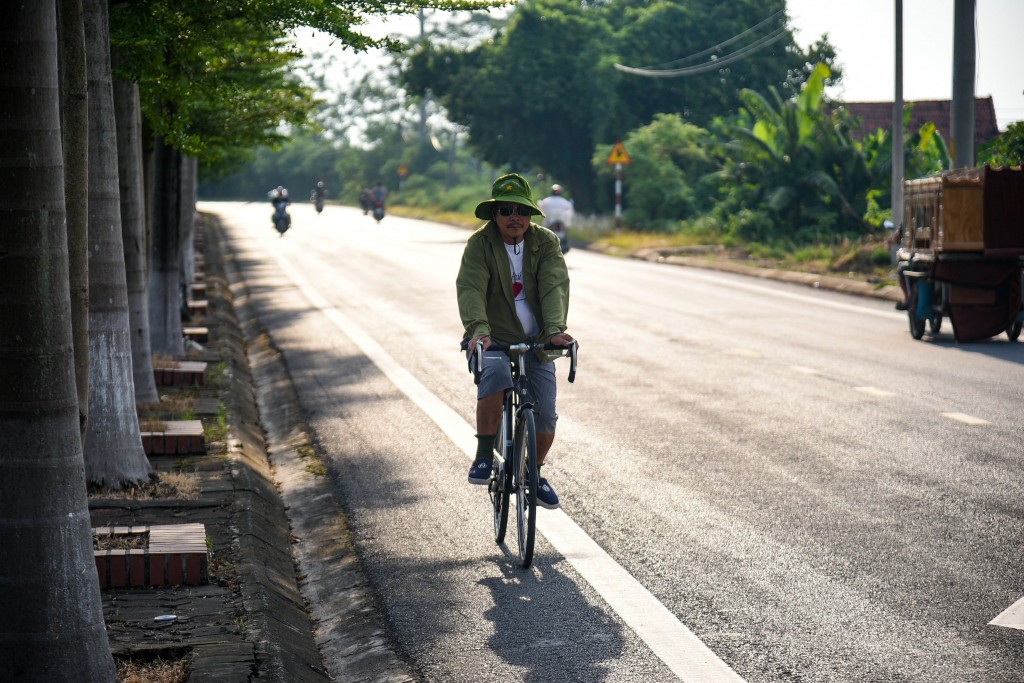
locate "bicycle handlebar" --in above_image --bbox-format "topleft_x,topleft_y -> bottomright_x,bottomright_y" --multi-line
461,339 -> 578,385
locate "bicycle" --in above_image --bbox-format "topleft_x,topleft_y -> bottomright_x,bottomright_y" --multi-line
466,340 -> 577,568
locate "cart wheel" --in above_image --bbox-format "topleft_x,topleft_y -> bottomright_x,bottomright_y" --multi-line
907,283 -> 926,340
929,316 -> 942,334
1008,320 -> 1022,342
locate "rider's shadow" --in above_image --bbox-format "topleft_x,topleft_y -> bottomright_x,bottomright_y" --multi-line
479,551 -> 627,682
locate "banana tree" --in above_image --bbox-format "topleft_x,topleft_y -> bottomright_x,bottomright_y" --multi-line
720,63 -> 871,241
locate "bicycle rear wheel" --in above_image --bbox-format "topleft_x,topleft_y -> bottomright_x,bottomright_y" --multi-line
514,409 -> 538,568
490,398 -> 512,544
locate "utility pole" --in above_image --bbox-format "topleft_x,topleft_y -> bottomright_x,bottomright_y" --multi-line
951,0 -> 976,168
417,9 -> 430,148
892,0 -> 904,231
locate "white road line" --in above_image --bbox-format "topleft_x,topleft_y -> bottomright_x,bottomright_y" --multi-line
675,269 -> 900,319
789,365 -> 821,375
728,348 -> 762,358
940,412 -> 991,426
990,596 -> 1024,630
854,386 -> 897,398
269,248 -> 746,683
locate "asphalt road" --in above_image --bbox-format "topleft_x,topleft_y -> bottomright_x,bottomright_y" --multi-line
204,200 -> 1024,683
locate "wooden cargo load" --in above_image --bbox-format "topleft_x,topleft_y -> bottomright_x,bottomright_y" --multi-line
902,166 -> 1024,255
939,168 -> 984,251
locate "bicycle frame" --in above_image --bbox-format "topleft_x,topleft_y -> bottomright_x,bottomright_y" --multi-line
466,340 -> 577,568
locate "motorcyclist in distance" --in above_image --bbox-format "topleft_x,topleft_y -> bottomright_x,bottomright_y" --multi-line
537,184 -> 573,253
269,186 -> 291,234
270,185 -> 290,210
311,180 -> 326,213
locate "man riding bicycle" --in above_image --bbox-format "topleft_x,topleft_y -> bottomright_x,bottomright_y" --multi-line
456,173 -> 575,510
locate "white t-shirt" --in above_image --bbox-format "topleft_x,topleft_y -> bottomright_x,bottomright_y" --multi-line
504,243 -> 538,337
538,195 -> 574,228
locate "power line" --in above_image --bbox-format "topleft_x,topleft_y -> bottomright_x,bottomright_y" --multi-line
614,10 -> 788,79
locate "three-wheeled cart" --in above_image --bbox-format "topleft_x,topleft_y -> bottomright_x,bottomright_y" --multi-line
896,166 -> 1024,342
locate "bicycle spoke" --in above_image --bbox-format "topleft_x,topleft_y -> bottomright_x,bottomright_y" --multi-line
515,409 -> 538,568
491,397 -> 511,544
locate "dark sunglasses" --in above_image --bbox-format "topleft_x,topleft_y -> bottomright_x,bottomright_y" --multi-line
496,205 -> 532,217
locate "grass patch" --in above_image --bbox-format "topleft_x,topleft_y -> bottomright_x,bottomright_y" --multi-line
89,472 -> 200,501
139,419 -> 169,432
203,409 -> 228,443
94,530 -> 148,551
151,355 -> 178,370
116,653 -> 190,683
138,396 -> 196,421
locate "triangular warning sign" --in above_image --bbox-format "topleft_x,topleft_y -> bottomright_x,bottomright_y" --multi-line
606,141 -> 632,165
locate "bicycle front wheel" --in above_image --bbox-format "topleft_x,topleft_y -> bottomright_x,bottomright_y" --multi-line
491,398 -> 512,544
514,409 -> 538,568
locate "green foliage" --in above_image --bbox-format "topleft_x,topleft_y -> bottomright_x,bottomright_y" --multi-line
110,0 -> 509,172
405,0 -> 616,209
979,121 -> 1024,167
403,0 -> 838,211
705,63 -> 872,244
110,2 -> 318,168
592,114 -> 717,231
855,104 -> 951,222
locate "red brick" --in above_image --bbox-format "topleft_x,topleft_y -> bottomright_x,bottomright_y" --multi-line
129,551 -> 145,587
95,553 -> 108,589
185,554 -> 203,585
109,550 -> 127,588
167,554 -> 183,586
149,554 -> 165,587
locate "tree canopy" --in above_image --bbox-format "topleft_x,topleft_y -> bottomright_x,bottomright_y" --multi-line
402,0 -> 839,210
110,0 -> 509,172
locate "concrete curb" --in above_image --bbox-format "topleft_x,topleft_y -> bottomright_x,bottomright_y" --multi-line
212,217 -> 417,683
615,246 -> 904,303
203,221 -> 331,682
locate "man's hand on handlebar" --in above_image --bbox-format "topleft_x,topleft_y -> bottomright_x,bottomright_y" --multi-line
549,332 -> 576,352
470,335 -> 492,351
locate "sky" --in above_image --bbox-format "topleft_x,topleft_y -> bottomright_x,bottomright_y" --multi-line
786,0 -> 1024,129
303,1 -> 1024,131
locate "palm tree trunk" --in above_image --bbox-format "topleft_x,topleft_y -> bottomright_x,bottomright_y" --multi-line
57,0 -> 90,441
180,155 -> 198,296
0,3 -> 117,679
148,137 -> 185,356
113,75 -> 160,404
82,0 -> 153,488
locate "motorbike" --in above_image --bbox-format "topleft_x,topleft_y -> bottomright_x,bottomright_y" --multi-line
548,220 -> 570,253
372,199 -> 385,223
272,201 -> 291,235
311,192 -> 324,214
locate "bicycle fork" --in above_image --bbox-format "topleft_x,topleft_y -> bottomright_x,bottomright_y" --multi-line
489,392 -> 515,495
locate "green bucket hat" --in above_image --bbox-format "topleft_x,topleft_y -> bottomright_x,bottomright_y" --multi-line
474,173 -> 545,220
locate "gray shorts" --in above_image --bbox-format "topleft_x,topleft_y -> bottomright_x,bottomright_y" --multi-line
477,350 -> 558,433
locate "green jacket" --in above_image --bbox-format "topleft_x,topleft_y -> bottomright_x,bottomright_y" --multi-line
457,221 -> 570,348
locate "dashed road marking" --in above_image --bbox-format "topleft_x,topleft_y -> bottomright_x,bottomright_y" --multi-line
789,365 -> 821,375
940,412 -> 991,426
990,596 -> 1024,630
854,386 -> 896,398
728,348 -> 762,358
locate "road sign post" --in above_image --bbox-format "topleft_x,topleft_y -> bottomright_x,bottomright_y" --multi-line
605,142 -> 632,232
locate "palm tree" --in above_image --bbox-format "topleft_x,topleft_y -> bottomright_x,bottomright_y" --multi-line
113,76 -> 160,405
0,3 -> 118,678
59,0 -> 92,441
82,0 -> 153,488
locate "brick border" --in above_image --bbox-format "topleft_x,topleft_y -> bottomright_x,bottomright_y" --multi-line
153,360 -> 208,387
94,523 -> 209,589
140,419 -> 206,455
